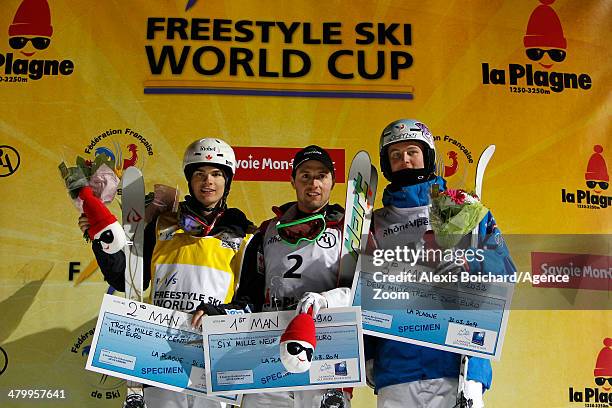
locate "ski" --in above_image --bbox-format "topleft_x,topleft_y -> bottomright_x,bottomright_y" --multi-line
368,164 -> 378,238
470,145 -> 495,247
338,151 -> 378,288
456,144 -> 496,408
121,166 -> 146,408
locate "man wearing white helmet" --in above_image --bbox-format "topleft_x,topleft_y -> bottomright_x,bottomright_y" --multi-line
365,119 -> 516,408
80,138 -> 254,408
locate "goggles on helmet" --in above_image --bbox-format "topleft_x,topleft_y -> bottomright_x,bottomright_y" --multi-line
177,202 -> 220,236
276,213 -> 326,246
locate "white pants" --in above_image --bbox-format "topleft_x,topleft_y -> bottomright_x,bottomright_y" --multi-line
377,378 -> 484,408
241,389 -> 351,408
144,387 -> 226,408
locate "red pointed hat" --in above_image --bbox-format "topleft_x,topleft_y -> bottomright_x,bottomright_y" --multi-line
585,145 -> 609,182
79,186 -> 118,238
9,0 -> 53,37
523,0 -> 566,49
594,338 -> 612,377
281,312 -> 316,348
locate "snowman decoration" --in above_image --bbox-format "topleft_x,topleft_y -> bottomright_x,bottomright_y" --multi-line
279,310 -> 316,373
78,186 -> 126,254
59,161 -> 126,254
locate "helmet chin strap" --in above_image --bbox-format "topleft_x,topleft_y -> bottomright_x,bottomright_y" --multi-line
389,168 -> 434,188
185,195 -> 226,216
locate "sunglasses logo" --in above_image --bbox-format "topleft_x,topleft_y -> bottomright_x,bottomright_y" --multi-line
584,145 -> 609,193
569,338 -> 612,404
525,48 -> 566,63
523,0 -> 567,69
586,180 -> 608,190
593,338 -> 612,391
8,0 -> 54,57
9,37 -> 51,50
286,341 -> 313,362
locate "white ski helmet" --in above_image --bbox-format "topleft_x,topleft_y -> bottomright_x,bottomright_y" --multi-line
379,119 -> 436,181
183,138 -> 236,194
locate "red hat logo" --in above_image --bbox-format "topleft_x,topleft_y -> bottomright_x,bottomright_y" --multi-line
78,186 -> 127,254
523,0 -> 566,69
8,0 -> 53,57
594,338 -> 612,391
585,145 -> 609,194
279,311 -> 316,373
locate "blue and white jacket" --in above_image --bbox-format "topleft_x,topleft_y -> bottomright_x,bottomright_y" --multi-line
365,176 -> 516,392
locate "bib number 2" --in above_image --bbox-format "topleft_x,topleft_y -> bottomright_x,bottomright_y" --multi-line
283,254 -> 303,279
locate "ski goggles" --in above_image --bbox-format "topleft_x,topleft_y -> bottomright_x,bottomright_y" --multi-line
595,377 -> 612,386
9,36 -> 51,50
586,180 -> 609,190
276,213 -> 326,246
286,342 -> 314,362
177,202 -> 219,236
525,48 -> 566,63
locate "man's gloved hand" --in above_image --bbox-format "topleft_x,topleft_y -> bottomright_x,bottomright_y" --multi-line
434,251 -> 469,277
191,300 -> 253,330
78,214 -> 90,235
434,260 -> 467,276
77,214 -> 92,241
463,380 -> 484,408
365,358 -> 376,389
296,292 -> 328,317
191,304 -> 220,330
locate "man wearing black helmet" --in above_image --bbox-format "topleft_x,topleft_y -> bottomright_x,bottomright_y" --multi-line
366,119 -> 515,408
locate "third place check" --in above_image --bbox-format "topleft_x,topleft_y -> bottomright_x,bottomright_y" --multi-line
351,255 -> 514,360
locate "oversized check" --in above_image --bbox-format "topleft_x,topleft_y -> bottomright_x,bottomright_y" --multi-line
351,255 -> 513,360
201,307 -> 366,395
85,294 -> 240,404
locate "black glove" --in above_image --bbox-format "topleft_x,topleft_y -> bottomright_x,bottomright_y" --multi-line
195,299 -> 253,315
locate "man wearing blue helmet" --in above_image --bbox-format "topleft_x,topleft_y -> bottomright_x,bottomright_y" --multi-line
366,119 -> 516,408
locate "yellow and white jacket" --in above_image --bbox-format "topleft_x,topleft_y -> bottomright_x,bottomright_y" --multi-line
93,206 -> 254,313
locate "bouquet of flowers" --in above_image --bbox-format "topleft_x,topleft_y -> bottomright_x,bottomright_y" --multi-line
429,185 -> 489,248
60,152 -> 180,240
59,153 -> 121,208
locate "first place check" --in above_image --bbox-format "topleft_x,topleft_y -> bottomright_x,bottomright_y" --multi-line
202,307 -> 366,395
85,294 -> 240,405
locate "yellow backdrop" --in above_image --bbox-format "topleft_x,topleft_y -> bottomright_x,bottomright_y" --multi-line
0,0 -> 609,407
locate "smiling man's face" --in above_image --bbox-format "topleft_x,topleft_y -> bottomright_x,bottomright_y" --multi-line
189,165 -> 226,209
292,160 -> 334,213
